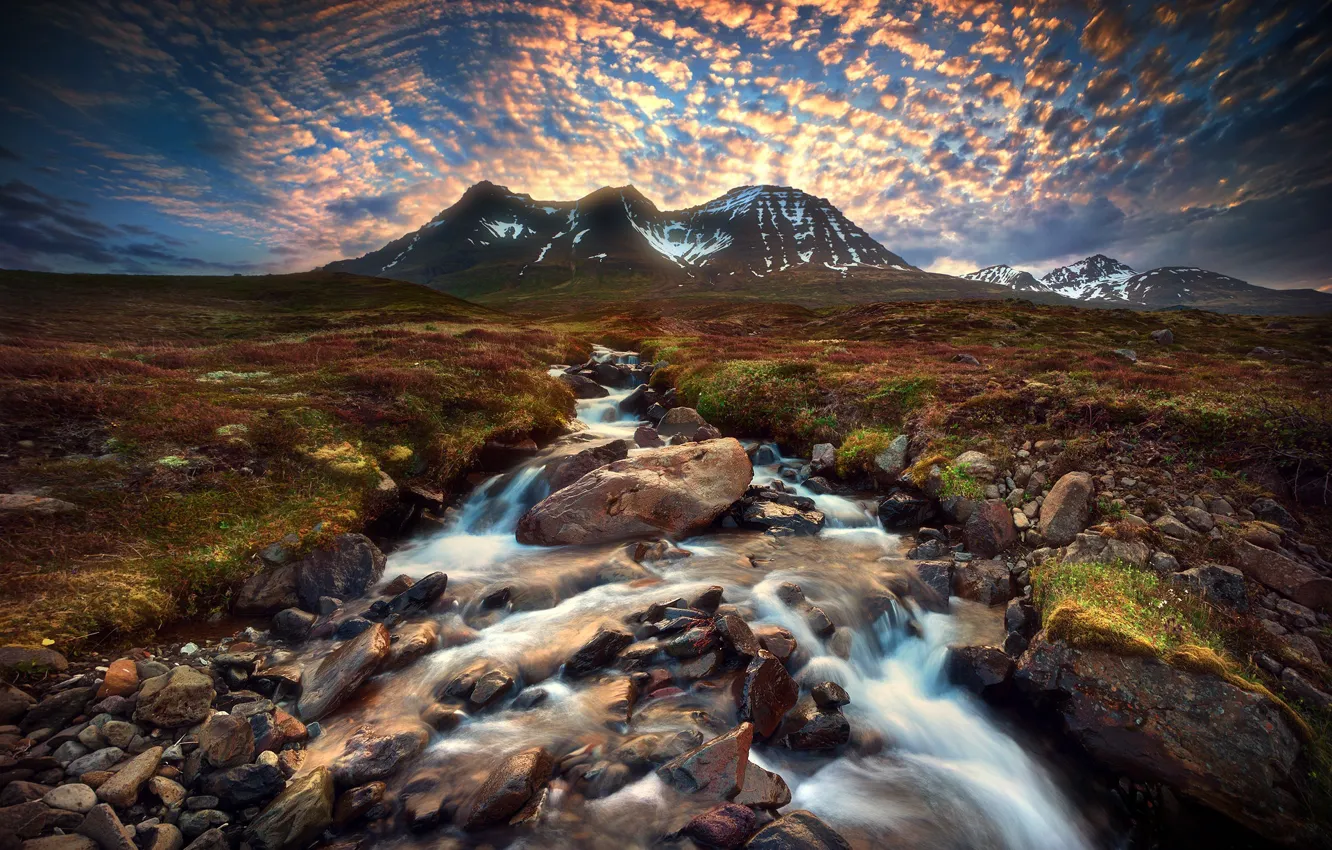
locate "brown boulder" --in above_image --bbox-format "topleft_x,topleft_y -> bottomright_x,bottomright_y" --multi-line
951,559 -> 1013,606
385,621 -> 439,671
656,407 -> 707,438
245,766 -> 333,850
516,439 -> 752,545
736,651 -> 799,738
1234,541 -> 1332,611
746,810 -> 851,849
135,668 -> 215,729
656,723 -> 753,800
1038,472 -> 1094,546
232,564 -> 299,617
682,803 -> 756,849
963,499 -> 1017,557
296,623 -> 390,721
295,533 -> 386,611
733,762 -> 791,809
198,714 -> 254,769
548,440 -> 631,492
1015,635 -> 1310,843
461,747 -> 552,830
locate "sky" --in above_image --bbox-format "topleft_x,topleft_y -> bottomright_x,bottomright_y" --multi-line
1,0 -> 1330,290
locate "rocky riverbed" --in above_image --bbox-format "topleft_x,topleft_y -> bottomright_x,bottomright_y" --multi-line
3,346 -> 1330,850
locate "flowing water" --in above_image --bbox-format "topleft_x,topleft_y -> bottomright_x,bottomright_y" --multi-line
303,346 -> 1099,849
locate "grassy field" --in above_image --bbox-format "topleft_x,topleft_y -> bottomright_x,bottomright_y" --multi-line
0,270 -> 584,648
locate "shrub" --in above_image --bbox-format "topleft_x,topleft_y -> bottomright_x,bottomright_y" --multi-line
681,360 -> 821,439
834,428 -> 895,477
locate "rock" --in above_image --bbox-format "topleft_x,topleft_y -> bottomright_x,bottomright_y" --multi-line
95,660 -> 137,700
809,443 -> 835,475
1148,551 -> 1180,574
1171,565 -> 1248,611
67,748 -> 124,777
146,777 -> 186,807
657,407 -> 708,439
333,781 -> 386,827
469,668 -> 516,709
516,439 -> 752,545
811,682 -> 851,709
873,434 -> 910,479
733,762 -> 791,809
778,696 -> 850,750
295,533 -> 386,611
198,714 -> 253,769
1061,532 -> 1150,570
953,353 -> 981,367
296,623 -> 390,721
963,499 -> 1016,557
632,539 -> 692,563
0,682 -> 36,724
1233,541 -> 1332,611
737,652 -> 798,738
329,727 -> 427,788
946,645 -> 1013,692
0,494 -> 82,519
1150,328 -> 1174,344
202,762 -> 284,808
245,766 -> 333,850
77,804 -> 136,850
176,811 -> 227,839
179,829 -> 227,850
740,501 -> 824,535
385,621 -> 439,671
272,608 -> 316,640
21,686 -> 95,734
1016,636 -> 1310,843
1152,515 -> 1196,540
1249,497 -> 1297,530
951,559 -> 1012,606
656,723 -> 753,799
0,801 -> 61,840
23,837 -> 97,850
232,564 -> 300,617
549,440 -> 631,493
1,784 -> 49,809
745,810 -> 851,850
139,824 -> 182,850
1280,669 -> 1332,712
633,425 -> 663,448
461,747 -> 552,830
558,372 -> 608,399
682,802 -> 756,849
952,451 -> 997,483
752,625 -> 797,662
876,491 -> 933,529
1038,472 -> 1093,546
95,746 -> 162,807
43,785 -> 96,814
714,614 -> 761,658
566,627 -> 635,678
910,561 -> 953,612
1179,505 -> 1215,532
135,668 -> 215,729
1113,348 -> 1137,362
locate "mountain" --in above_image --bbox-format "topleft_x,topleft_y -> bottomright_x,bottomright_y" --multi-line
962,254 -> 1332,315
961,265 -> 1048,292
328,181 -> 913,293
1040,254 -> 1137,300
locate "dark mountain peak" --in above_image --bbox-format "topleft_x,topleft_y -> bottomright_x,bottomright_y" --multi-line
576,184 -> 658,214
962,265 -> 1047,291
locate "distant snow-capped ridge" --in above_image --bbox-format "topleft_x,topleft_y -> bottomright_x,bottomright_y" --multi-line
326,181 -> 914,284
961,254 -> 1263,308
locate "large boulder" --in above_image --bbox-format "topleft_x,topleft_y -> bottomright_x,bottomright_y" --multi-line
952,451 -> 997,483
548,440 -> 630,493
876,491 -> 933,529
873,434 -> 910,479
515,439 -> 752,545
1038,472 -> 1094,546
296,623 -> 390,721
135,668 -> 215,728
1233,541 -> 1332,611
963,500 -> 1016,557
1061,532 -> 1150,570
1015,636 -> 1310,843
461,747 -> 552,830
740,501 -> 824,535
657,407 -> 708,439
232,564 -> 299,616
951,559 -> 1012,606
295,534 -> 386,611
245,766 -> 333,850
558,372 -> 608,399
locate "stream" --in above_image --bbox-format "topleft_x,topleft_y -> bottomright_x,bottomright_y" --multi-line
304,347 -> 1101,849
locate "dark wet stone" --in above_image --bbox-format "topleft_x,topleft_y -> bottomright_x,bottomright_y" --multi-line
746,810 -> 851,849
565,627 -> 635,678
681,802 -> 756,849
811,682 -> 850,709
461,747 -> 553,831
201,763 -> 284,808
737,652 -> 799,739
656,723 -> 752,800
330,727 -> 427,788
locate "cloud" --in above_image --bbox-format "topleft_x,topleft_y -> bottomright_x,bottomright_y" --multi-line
0,146 -> 19,161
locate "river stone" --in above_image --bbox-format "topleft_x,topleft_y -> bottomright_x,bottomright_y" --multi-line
945,645 -> 1014,693
296,623 -> 390,721
740,501 -> 824,535
681,802 -> 756,849
177,811 -> 228,839
461,747 -> 553,830
876,491 -> 933,529
778,696 -> 850,750
139,823 -> 183,850
656,723 -> 752,799
1038,472 -> 1093,546
146,776 -> 187,807
752,626 -> 797,662
330,726 -> 428,787
714,614 -> 761,658
746,810 -> 852,850
0,682 -> 36,724
179,828 -> 227,850
1015,635 -> 1310,843
96,660 -> 138,700
198,714 -> 254,768
67,748 -> 124,778
95,746 -> 162,807
733,762 -> 792,809
565,626 -> 635,678
77,804 -> 137,850
23,836 -> 99,850
558,372 -> 608,399
952,451 -> 997,484
656,407 -> 708,439
1,782 -> 50,806
873,434 -> 910,478
202,763 -> 284,808
516,439 -> 753,546
21,686 -> 97,734
737,652 -> 798,739
951,559 -> 1012,606
549,440 -> 631,493
963,499 -> 1017,557
135,668 -> 215,728
295,533 -> 386,611
385,621 -> 439,671
43,784 -> 97,814
232,563 -> 299,617
333,781 -> 386,827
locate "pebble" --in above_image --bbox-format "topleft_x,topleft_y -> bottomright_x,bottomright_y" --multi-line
44,783 -> 99,813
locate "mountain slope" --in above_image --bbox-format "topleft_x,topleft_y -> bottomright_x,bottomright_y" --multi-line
962,265 -> 1049,292
1041,254 -> 1137,300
